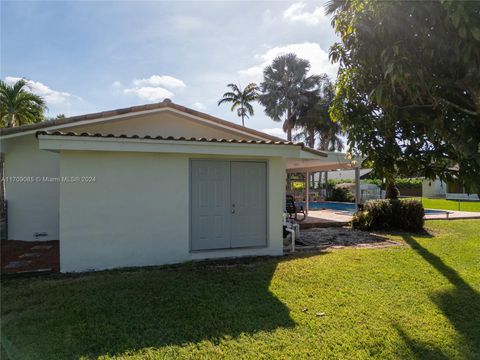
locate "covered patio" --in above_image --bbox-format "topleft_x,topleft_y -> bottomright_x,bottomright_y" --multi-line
286,151 -> 363,224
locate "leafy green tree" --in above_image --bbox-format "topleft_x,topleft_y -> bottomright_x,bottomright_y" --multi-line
0,79 -> 47,128
218,83 -> 258,126
327,0 -> 480,194
47,114 -> 66,121
258,53 -> 321,141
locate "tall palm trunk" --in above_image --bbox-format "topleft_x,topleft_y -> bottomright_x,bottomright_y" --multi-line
240,104 -> 245,126
286,107 -> 293,141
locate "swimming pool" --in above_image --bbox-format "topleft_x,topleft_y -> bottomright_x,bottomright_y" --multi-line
298,201 -> 448,215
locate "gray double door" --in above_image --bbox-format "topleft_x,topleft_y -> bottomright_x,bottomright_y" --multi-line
190,160 -> 267,251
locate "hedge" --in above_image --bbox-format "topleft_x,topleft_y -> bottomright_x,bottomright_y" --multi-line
352,199 -> 425,232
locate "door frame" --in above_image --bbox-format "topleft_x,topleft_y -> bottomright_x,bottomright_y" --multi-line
189,158 -> 269,253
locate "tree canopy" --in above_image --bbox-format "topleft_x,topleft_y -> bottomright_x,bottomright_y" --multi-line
296,76 -> 343,151
0,79 -> 47,128
327,0 -> 480,192
258,53 -> 321,141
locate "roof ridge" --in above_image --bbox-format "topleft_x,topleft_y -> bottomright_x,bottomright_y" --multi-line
1,100 -> 286,142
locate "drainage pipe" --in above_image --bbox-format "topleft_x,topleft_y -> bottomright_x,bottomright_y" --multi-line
285,227 -> 296,253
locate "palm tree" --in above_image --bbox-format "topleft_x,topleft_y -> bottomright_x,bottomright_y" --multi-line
0,79 -> 47,128
258,53 -> 321,141
296,76 -> 344,151
217,83 -> 258,126
317,79 -> 344,152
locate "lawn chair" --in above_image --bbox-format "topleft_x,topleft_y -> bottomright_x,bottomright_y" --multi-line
285,194 -> 306,222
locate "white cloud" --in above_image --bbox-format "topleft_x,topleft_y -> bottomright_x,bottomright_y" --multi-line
192,102 -> 207,111
124,87 -> 174,102
238,42 -> 338,82
261,127 -> 287,139
283,2 -> 328,26
4,76 -> 72,104
170,15 -> 204,32
132,75 -> 186,89
122,74 -> 185,102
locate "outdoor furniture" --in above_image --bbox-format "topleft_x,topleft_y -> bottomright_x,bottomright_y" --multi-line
286,194 -> 306,222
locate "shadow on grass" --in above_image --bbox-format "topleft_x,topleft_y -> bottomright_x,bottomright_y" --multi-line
1,257 -> 302,359
395,234 -> 480,359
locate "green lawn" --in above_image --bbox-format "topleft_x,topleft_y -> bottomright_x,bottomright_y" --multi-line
404,197 -> 480,212
2,220 -> 480,359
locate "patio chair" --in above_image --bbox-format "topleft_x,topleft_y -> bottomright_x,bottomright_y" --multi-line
285,194 -> 306,222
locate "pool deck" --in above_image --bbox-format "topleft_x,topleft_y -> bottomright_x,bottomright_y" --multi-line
424,209 -> 480,220
302,209 -> 480,228
301,210 -> 352,229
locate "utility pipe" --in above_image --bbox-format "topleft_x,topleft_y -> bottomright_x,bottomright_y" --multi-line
285,227 -> 295,252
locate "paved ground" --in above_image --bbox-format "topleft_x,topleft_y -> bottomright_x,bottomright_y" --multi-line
425,209 -> 480,220
302,210 -> 352,229
1,240 -> 59,275
302,208 -> 480,227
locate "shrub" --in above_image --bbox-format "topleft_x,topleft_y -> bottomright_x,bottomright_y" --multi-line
327,187 -> 355,203
395,199 -> 425,231
352,199 -> 424,232
351,211 -> 372,231
396,178 -> 423,188
364,199 -> 395,229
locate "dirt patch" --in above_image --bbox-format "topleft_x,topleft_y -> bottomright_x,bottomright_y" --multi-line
291,227 -> 402,251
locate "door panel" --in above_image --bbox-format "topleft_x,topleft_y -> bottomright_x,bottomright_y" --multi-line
190,160 -> 231,250
230,162 -> 267,248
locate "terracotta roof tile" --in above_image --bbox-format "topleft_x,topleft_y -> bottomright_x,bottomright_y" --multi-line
35,130 -> 328,157
36,130 -> 297,146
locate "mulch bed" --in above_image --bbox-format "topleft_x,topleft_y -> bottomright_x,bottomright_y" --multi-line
292,227 -> 401,251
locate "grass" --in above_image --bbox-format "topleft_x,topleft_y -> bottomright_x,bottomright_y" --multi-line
407,197 -> 480,212
2,220 -> 480,359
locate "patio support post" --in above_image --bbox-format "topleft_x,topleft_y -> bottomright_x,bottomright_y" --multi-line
305,170 -> 309,215
355,166 -> 361,210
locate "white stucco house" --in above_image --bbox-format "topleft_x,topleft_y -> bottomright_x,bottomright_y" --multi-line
0,100 -> 355,272
422,178 -> 479,200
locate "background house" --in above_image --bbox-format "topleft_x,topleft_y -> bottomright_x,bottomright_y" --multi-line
422,178 -> 479,200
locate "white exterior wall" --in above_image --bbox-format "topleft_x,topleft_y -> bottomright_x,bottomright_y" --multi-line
0,111 -> 265,242
422,179 -> 446,198
2,135 -> 60,240
59,150 -> 285,272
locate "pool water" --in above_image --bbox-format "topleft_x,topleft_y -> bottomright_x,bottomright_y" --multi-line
298,201 -> 448,215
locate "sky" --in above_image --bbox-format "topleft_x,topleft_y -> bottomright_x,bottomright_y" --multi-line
1,1 -> 338,139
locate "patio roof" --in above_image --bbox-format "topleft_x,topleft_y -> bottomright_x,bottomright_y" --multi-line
286,151 -> 360,173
